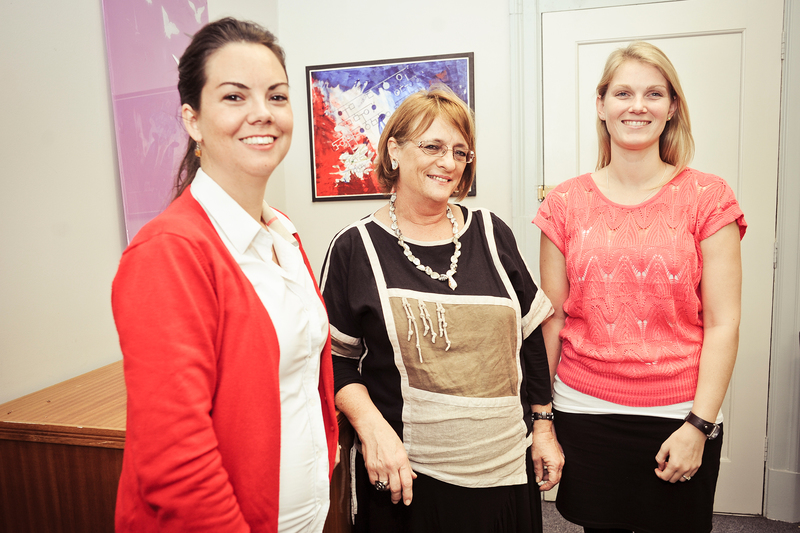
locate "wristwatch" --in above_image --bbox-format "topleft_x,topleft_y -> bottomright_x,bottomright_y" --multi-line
532,412 -> 555,422
684,411 -> 721,440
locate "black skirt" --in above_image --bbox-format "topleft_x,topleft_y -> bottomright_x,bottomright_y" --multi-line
353,449 -> 543,533
554,410 -> 723,533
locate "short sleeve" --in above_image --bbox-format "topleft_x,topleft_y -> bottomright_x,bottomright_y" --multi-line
533,181 -> 572,254
695,174 -> 747,241
320,226 -> 368,394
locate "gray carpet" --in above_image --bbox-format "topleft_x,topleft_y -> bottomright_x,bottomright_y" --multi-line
542,501 -> 800,532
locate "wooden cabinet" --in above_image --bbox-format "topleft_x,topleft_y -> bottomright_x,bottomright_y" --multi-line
0,361 -> 352,533
0,362 -> 125,533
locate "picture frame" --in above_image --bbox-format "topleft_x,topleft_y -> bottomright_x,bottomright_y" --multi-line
306,52 -> 475,201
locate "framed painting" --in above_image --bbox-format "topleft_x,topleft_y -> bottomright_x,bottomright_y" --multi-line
306,52 -> 475,201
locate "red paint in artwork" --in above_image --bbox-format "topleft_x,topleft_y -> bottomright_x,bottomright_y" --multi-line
311,86 -> 380,198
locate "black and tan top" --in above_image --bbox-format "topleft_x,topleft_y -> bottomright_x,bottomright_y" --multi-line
320,206 -> 553,488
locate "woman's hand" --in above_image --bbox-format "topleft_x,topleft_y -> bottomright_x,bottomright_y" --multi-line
531,405 -> 564,491
360,416 -> 417,505
654,422 -> 706,483
335,383 -> 416,505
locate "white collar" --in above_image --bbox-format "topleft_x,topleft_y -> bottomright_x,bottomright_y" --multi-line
190,168 -> 297,255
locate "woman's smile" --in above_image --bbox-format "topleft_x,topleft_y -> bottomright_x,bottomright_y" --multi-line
240,135 -> 276,146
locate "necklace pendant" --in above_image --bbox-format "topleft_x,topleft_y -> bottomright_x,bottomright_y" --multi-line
447,275 -> 457,290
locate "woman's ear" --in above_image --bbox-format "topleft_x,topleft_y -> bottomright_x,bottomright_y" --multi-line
387,137 -> 400,161
596,95 -> 606,121
181,103 -> 202,143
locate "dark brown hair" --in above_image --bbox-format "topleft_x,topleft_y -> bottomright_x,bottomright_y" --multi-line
375,87 -> 476,201
173,18 -> 286,199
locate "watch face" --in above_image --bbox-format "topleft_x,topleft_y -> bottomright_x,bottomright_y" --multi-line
708,425 -> 721,440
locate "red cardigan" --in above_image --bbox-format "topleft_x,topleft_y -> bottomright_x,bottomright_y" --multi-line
112,190 -> 338,533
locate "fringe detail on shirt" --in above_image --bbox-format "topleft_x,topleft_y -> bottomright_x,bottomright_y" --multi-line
436,303 -> 452,351
418,299 -> 436,345
402,297 -> 423,362
402,297 -> 454,363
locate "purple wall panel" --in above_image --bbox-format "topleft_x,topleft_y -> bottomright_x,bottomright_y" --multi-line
102,0 -> 207,241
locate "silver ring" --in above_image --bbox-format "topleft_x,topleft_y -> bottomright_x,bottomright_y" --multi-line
374,480 -> 389,491
682,475 -> 692,481
537,480 -> 546,487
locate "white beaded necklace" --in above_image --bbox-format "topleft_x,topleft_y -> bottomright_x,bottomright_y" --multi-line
388,193 -> 461,290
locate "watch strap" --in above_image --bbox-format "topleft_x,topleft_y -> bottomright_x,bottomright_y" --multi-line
532,412 -> 554,422
684,411 -> 720,440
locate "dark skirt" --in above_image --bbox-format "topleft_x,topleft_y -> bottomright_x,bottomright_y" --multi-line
353,449 -> 543,533
554,410 -> 723,533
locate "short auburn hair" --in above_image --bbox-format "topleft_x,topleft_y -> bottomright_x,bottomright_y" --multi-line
375,87 -> 476,200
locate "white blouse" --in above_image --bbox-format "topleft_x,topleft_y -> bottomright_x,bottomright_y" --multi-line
192,169 -> 330,533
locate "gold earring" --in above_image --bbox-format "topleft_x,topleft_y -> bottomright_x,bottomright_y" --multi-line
194,142 -> 202,157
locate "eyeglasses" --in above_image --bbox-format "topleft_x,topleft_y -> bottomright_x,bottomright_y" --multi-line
417,140 -> 475,164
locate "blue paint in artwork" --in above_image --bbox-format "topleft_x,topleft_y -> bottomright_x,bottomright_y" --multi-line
311,58 -> 471,104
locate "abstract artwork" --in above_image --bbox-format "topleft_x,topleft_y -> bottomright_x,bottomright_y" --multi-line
306,53 -> 474,201
101,0 -> 208,241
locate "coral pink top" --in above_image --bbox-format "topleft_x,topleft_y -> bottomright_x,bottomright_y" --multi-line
534,168 -> 746,407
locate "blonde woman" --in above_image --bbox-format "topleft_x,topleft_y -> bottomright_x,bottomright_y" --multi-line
535,41 -> 745,533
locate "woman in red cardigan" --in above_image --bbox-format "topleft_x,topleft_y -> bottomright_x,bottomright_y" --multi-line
112,18 -> 338,533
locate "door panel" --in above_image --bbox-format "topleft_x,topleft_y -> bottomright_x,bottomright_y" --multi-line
538,0 -> 783,514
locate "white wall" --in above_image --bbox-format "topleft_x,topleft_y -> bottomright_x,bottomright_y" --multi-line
0,1 -> 514,403
277,0 -> 515,274
0,2 -> 125,404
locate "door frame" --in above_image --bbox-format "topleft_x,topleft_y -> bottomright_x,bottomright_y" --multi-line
765,0 -> 800,524
509,0 -> 800,519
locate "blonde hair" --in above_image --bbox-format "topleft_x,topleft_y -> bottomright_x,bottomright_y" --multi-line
375,87 -> 476,201
595,41 -> 694,172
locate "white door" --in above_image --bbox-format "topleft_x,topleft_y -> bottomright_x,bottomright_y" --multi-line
535,0 -> 783,514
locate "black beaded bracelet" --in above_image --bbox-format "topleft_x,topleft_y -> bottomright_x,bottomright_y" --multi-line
532,412 -> 555,422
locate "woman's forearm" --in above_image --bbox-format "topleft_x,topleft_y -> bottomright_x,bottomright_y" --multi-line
691,325 -> 739,422
541,316 -> 565,385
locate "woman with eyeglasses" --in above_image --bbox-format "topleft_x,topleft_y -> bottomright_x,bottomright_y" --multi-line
320,87 -> 562,533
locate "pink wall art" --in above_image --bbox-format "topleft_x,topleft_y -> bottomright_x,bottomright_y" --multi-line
102,0 -> 208,241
